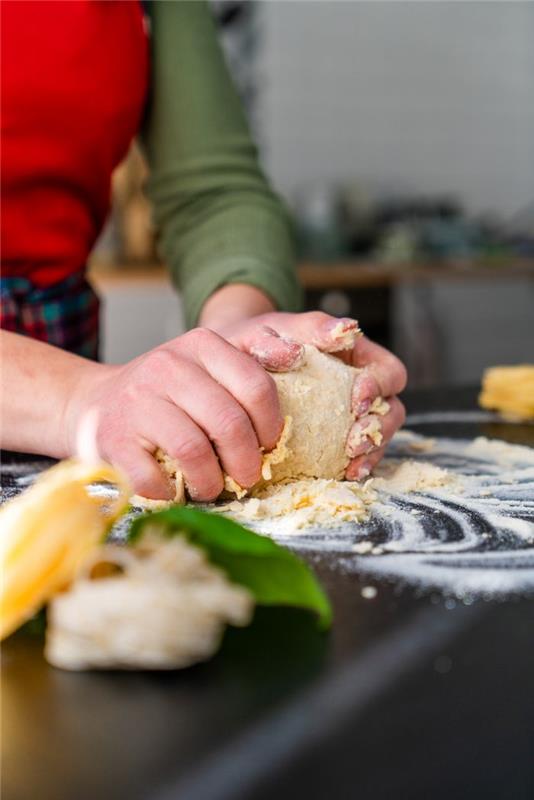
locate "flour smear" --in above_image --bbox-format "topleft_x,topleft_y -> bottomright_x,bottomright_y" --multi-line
230,430 -> 534,600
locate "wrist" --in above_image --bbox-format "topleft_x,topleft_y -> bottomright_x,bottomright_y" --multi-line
61,359 -> 116,458
199,284 -> 276,331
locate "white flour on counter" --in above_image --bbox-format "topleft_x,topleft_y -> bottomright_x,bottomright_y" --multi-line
3,431 -> 534,600
220,431 -> 534,600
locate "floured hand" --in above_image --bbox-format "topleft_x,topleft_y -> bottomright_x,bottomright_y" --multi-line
208,310 -> 407,480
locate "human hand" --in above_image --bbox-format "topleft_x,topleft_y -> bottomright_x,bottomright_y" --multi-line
209,310 -> 407,480
65,329 -> 283,501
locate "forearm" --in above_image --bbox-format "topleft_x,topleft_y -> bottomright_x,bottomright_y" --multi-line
141,0 -> 302,328
0,331 -> 107,458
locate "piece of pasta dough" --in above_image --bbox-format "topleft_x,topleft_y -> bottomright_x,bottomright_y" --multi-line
479,365 -> 534,421
45,533 -> 253,671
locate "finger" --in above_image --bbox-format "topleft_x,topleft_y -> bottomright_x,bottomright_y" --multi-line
351,371 -> 383,416
160,357 -> 263,489
346,445 -> 387,481
351,337 -> 408,404
137,399 -> 224,501
189,329 -> 283,451
102,439 -> 175,501
260,311 -> 361,353
242,326 -> 304,372
346,397 -> 406,458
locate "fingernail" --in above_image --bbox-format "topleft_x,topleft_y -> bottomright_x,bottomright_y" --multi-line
356,398 -> 371,416
252,338 -> 304,372
356,461 -> 373,480
281,337 -> 305,367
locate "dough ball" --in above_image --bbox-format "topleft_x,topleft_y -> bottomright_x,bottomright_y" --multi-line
265,344 -> 357,484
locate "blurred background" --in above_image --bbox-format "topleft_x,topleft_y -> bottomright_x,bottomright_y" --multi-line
90,0 -> 534,388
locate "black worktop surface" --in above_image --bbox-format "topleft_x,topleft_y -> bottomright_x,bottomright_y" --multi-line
2,387 -> 534,800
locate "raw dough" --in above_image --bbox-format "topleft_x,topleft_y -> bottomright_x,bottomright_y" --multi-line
479,364 -> 534,420
261,345 -> 358,484
221,478 -> 377,531
220,458 -> 454,531
45,532 -> 253,670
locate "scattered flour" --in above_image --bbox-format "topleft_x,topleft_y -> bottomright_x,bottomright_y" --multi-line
220,429 -> 534,600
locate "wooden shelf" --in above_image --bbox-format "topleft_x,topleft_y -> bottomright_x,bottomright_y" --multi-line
89,259 -> 534,291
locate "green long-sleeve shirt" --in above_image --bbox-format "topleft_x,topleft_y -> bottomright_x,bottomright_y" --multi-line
140,0 -> 302,328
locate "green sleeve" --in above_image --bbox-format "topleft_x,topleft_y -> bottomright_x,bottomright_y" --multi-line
140,0 -> 302,328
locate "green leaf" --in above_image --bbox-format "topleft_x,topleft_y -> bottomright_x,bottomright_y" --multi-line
128,506 -> 332,630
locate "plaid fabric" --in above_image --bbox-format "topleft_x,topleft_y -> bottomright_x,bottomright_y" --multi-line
0,272 -> 100,359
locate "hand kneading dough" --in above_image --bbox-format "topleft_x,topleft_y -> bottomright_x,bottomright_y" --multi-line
133,345 -> 359,508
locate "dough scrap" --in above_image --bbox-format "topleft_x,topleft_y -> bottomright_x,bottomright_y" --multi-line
369,397 -> 390,417
45,532 -> 253,670
479,364 -> 534,420
221,458 -> 456,531
220,477 -> 377,531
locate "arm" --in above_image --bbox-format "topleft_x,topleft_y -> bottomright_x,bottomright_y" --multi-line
0,332 -> 106,458
0,329 -> 283,500
140,0 -> 302,328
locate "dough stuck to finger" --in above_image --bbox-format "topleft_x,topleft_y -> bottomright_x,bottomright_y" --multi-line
131,452 -> 186,510
133,346 -> 390,508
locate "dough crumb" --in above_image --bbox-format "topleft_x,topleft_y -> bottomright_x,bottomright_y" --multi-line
219,477 -> 377,531
369,397 -> 390,416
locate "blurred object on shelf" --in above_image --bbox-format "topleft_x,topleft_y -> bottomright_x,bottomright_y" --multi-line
293,181 -> 534,268
91,144 -> 157,267
113,145 -> 156,264
318,290 -> 352,318
294,182 -> 348,261
373,223 -> 419,265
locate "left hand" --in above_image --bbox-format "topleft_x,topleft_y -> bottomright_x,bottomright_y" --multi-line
201,289 -> 406,480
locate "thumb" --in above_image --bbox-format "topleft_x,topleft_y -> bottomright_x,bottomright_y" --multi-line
243,326 -> 304,372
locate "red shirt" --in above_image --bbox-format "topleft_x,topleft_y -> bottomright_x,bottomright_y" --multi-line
1,0 -> 148,286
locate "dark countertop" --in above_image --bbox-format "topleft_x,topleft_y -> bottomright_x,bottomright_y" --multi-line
2,387 -> 534,800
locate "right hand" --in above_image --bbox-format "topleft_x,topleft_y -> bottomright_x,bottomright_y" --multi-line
65,329 -> 284,501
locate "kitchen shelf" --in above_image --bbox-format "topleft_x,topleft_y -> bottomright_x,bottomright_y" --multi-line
89,259 -> 534,291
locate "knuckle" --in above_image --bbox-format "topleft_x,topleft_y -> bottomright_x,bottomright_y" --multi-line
171,433 -> 212,467
215,407 -> 250,443
191,472 -> 224,502
245,373 -> 277,408
184,327 -> 219,351
137,347 -> 175,380
303,310 -> 331,325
